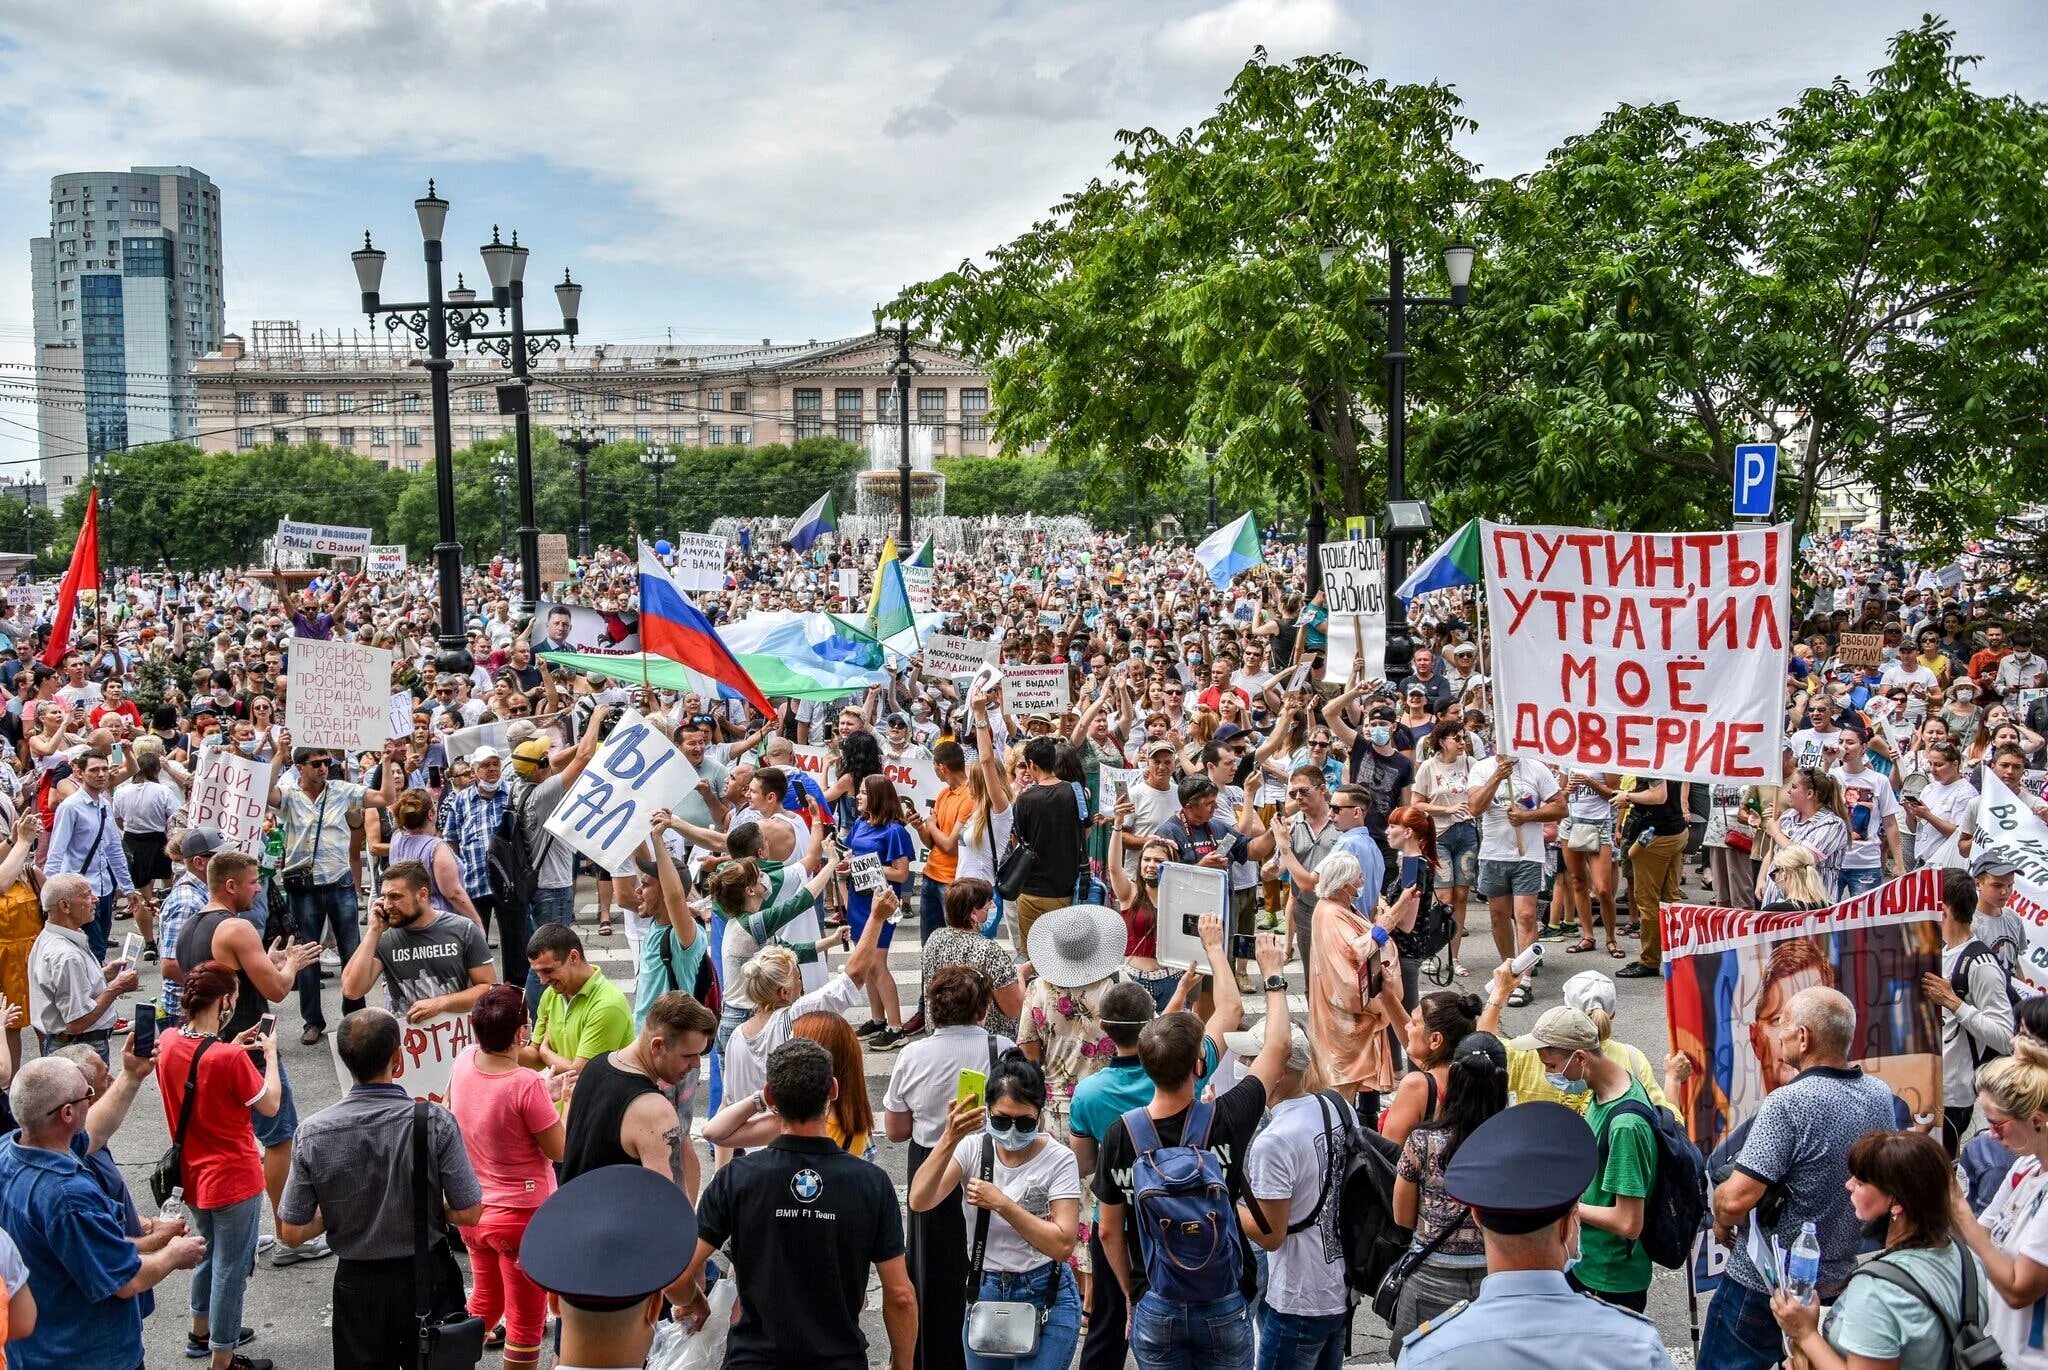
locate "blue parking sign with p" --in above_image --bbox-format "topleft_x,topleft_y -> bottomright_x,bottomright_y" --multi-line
1734,443 -> 1777,519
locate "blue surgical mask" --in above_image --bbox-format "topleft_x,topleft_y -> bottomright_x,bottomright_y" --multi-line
989,1119 -> 1040,1152
1545,1071 -> 1589,1097
1369,726 -> 1392,748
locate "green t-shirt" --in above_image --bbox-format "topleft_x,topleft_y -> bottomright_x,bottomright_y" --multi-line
1577,1078 -> 1656,1294
535,969 -> 636,1113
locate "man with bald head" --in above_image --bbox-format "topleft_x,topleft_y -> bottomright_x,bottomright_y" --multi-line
1701,986 -> 1904,1370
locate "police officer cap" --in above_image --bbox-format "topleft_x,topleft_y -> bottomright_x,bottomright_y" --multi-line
520,1166 -> 697,1310
1442,1101 -> 1596,1234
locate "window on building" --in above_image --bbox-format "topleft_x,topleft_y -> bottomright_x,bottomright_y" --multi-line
876,387 -> 897,418
705,390 -> 723,411
669,426 -> 686,443
667,391 -> 684,411
305,393 -> 326,415
405,460 -> 422,473
404,427 -> 422,446
603,393 -> 621,412
536,393 -> 555,412
338,427 -> 355,449
303,428 -> 321,445
635,427 -> 652,443
372,428 -> 389,447
236,393 -> 256,414
338,393 -> 357,413
729,390 -> 747,413
634,392 -> 651,411
403,393 -> 422,413
469,392 -> 486,412
918,388 -> 946,418
794,388 -> 822,439
732,426 -> 752,446
571,394 -> 586,412
272,428 -> 289,446
961,388 -> 988,442
237,428 -> 256,450
372,392 -> 390,414
835,388 -> 864,444
709,425 -> 724,446
605,427 -> 619,443
268,392 -> 289,414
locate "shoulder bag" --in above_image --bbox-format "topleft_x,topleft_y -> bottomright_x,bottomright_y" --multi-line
995,826 -> 1037,902
412,1099 -> 486,1370
1370,1164 -> 1466,1325
149,1037 -> 217,1206
962,1134 -> 1060,1358
1852,1246 -> 2004,1370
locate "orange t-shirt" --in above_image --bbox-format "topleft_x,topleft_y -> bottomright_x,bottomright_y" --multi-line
923,783 -> 975,885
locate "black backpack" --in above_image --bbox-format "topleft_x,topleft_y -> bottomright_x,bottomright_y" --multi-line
1292,1090 -> 1409,1297
1593,1097 -> 1708,1270
1949,940 -> 2024,1069
486,786 -> 553,914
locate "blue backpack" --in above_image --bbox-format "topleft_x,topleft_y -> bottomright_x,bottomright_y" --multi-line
1122,1100 -> 1242,1305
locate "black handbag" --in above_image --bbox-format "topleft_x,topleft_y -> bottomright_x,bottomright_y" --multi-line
412,1099 -> 486,1370
995,831 -> 1037,901
150,1037 -> 216,1207
1370,1203 -> 1465,1326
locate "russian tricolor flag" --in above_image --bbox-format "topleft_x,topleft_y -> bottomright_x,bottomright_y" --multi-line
637,542 -> 775,717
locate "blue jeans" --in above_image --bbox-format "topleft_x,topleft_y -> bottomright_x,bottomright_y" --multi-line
705,910 -> 728,1114
89,889 -> 116,961
964,1263 -> 1081,1370
524,885 -> 576,1016
291,880 -> 362,1030
1255,1306 -> 1346,1370
1130,1290 -> 1254,1370
1700,1277 -> 1788,1370
190,1192 -> 263,1351
1838,865 -> 1884,896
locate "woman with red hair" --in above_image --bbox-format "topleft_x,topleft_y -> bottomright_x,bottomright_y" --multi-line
1385,803 -> 1441,1010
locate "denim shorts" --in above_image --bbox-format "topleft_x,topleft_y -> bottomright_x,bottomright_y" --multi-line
252,1052 -> 298,1147
1477,858 -> 1543,898
1435,820 -> 1479,888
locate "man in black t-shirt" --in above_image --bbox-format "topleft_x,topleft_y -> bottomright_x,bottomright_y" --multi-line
1350,704 -> 1416,845
680,1038 -> 915,1370
1096,932 -> 1294,1362
1010,734 -> 1085,951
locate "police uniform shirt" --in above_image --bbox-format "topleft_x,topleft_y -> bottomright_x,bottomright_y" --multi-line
1395,1268 -> 1674,1368
695,1133 -> 904,1370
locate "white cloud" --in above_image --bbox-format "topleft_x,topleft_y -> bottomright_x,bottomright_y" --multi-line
1153,0 -> 1354,70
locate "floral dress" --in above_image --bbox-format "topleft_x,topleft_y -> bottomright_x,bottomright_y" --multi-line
1018,975 -> 1116,1140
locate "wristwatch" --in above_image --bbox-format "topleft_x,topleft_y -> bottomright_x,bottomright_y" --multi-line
1263,973 -> 1288,993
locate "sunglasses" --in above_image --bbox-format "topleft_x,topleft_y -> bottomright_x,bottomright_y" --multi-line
41,1092 -> 94,1120
304,757 -> 333,769
1331,802 -> 1363,813
985,1113 -> 1040,1134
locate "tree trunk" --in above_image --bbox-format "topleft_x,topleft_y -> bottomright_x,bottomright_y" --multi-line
1330,379 -> 1365,525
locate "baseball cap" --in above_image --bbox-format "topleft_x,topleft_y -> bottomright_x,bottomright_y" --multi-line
469,746 -> 503,763
1146,740 -> 1177,758
174,826 -> 226,859
1508,1005 -> 1601,1055
1222,1018 -> 1311,1072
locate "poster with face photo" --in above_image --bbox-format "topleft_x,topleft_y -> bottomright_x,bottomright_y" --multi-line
525,600 -> 639,655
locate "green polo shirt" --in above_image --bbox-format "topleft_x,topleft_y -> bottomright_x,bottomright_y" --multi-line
535,968 -> 635,1110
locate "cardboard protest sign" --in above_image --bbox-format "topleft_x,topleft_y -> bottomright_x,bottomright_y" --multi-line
903,564 -> 933,610
1837,632 -> 1885,668
1974,770 -> 2048,992
848,853 -> 885,892
835,569 -> 861,604
186,748 -> 270,856
1481,522 -> 1792,784
1154,863 -> 1231,970
1662,870 -> 1943,1293
366,545 -> 408,577
542,708 -> 699,870
667,533 -> 726,593
6,586 -> 41,611
388,691 -> 416,741
329,1012 -> 471,1105
536,533 -> 571,585
921,632 -> 993,681
284,636 -> 393,755
1003,663 -> 1071,716
1317,540 -> 1387,680
276,519 -> 372,558
1098,764 -> 1140,807
446,721 -> 512,763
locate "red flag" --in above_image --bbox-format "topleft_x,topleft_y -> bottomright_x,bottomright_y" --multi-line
40,488 -> 99,668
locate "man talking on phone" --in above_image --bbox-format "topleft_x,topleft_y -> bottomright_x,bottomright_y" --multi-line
174,848 -> 328,1266
341,861 -> 496,1022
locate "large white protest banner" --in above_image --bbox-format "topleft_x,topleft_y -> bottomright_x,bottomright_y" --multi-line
1317,540 -> 1386,680
1480,522 -> 1791,784
667,533 -> 727,593
1975,770 -> 2048,992
446,721 -> 512,763
921,632 -> 994,681
388,691 -> 415,740
366,545 -> 408,577
284,636 -> 393,754
789,745 -> 944,811
542,708 -> 699,870
1003,663 -> 1071,716
186,748 -> 270,856
275,519 -> 372,558
329,1012 -> 472,1105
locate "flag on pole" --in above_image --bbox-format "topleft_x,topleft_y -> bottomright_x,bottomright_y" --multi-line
866,539 -> 917,645
1395,518 -> 1484,602
1193,512 -> 1262,589
908,535 -> 934,568
40,488 -> 98,668
783,491 -> 839,552
635,542 -> 774,716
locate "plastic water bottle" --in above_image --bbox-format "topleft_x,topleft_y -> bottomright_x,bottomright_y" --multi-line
1509,942 -> 1545,976
1786,1221 -> 1822,1304
158,1185 -> 188,1228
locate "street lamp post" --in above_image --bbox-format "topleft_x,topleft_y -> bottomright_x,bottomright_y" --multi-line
563,423 -> 600,558
877,318 -> 922,550
453,228 -> 580,616
351,182 -> 496,674
639,442 -> 673,544
492,454 -> 513,560
1320,238 -> 1475,680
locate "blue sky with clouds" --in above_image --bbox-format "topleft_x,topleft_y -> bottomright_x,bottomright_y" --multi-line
0,0 -> 2043,475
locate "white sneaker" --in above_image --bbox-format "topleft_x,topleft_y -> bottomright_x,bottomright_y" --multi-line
256,1234 -> 277,1256
270,1233 -> 333,1266
319,948 -> 341,968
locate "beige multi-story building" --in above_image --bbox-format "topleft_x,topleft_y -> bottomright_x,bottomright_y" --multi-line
191,322 -> 998,468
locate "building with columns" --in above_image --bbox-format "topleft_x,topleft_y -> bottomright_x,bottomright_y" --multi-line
192,323 -> 998,467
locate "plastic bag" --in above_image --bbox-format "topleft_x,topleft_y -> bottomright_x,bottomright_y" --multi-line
645,1277 -> 737,1370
